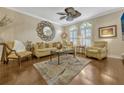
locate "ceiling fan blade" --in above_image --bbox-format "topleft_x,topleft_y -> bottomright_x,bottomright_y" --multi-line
60,16 -> 66,20
56,12 -> 67,15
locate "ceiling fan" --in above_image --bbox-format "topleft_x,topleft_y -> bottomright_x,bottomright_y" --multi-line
56,7 -> 81,21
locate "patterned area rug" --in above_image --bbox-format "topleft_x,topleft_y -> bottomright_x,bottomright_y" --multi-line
33,55 -> 91,85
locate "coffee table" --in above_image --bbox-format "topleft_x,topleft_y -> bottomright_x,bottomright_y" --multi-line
50,49 -> 75,65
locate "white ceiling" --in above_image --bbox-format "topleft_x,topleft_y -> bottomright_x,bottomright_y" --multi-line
9,7 -> 122,26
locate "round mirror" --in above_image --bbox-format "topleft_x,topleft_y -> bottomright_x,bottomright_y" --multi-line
36,21 -> 56,41
43,26 -> 52,36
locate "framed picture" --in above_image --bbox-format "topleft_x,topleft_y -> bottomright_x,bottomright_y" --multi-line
99,25 -> 117,38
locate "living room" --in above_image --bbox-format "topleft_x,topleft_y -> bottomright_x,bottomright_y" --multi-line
0,7 -> 124,85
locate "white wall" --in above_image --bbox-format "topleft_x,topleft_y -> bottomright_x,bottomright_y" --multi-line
0,7 -> 63,43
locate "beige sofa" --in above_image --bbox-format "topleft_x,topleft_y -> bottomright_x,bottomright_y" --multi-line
33,42 -> 58,58
33,42 -> 74,58
86,41 -> 108,60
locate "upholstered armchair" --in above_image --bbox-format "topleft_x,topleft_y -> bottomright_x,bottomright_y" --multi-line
86,41 -> 107,60
5,40 -> 32,67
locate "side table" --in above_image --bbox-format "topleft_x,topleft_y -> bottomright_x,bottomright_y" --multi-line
76,46 -> 86,55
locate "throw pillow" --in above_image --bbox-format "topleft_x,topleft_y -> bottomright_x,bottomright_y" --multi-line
12,40 -> 26,52
45,43 -> 49,48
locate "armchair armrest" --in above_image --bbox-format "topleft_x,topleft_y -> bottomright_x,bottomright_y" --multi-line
86,46 -> 107,53
5,44 -> 20,58
95,47 -> 107,54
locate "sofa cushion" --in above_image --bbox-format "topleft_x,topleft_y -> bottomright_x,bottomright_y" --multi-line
45,43 -> 49,48
37,42 -> 45,49
52,42 -> 60,47
37,48 -> 56,52
49,43 -> 53,48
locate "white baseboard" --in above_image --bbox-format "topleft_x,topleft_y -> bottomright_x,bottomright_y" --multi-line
107,55 -> 122,59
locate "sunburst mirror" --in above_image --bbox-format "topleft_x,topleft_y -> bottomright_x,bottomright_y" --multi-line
36,21 -> 56,41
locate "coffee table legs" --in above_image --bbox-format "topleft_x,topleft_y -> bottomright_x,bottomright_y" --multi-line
50,53 -> 60,65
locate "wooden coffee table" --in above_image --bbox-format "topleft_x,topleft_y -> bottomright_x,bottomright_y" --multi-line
50,49 -> 75,65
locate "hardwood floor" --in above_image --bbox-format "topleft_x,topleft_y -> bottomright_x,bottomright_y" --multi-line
0,54 -> 124,85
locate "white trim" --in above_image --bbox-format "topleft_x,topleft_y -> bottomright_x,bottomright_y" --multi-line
6,7 -> 62,26
107,55 -> 122,60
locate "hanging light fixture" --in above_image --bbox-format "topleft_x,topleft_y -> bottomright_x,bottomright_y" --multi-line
0,15 -> 12,27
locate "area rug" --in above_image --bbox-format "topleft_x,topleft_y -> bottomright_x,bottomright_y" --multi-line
33,55 -> 91,85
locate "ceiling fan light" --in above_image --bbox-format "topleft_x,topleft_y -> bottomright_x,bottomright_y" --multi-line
66,17 -> 73,21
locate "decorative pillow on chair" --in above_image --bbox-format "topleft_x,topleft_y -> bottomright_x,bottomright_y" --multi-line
12,40 -> 26,52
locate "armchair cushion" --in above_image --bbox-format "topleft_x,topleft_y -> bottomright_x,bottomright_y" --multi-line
87,48 -> 99,53
37,48 -> 56,52
8,51 -> 32,59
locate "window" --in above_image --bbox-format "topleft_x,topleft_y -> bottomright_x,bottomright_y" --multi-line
80,23 -> 92,47
68,23 -> 92,47
69,26 -> 78,45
